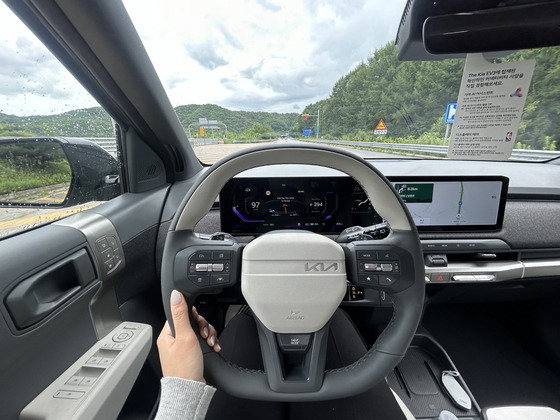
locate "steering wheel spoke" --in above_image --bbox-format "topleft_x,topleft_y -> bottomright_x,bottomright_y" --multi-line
255,318 -> 330,393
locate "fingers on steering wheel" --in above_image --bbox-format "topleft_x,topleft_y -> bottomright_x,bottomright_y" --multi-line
192,306 -> 221,352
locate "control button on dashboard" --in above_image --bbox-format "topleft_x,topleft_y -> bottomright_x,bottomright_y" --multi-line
102,248 -> 114,261
379,275 -> 397,286
96,238 -> 109,252
107,235 -> 118,249
105,258 -> 115,272
430,273 -> 450,282
475,274 -> 496,282
452,274 -> 477,282
113,251 -> 122,265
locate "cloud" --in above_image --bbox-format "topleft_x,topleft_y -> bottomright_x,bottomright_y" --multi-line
185,41 -> 229,70
217,23 -> 244,50
256,0 -> 281,12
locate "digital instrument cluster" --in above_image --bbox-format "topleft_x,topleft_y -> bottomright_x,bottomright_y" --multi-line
219,177 -> 382,235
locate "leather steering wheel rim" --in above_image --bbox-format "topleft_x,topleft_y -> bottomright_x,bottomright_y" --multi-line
161,143 -> 425,401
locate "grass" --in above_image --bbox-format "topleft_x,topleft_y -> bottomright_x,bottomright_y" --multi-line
0,159 -> 71,196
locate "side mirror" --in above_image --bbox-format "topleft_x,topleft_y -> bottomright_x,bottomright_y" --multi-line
0,137 -> 120,208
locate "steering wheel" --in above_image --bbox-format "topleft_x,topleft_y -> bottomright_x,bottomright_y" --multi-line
161,144 -> 424,402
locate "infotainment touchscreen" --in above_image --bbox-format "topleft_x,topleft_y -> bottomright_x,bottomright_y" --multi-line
390,176 -> 508,232
219,175 -> 508,235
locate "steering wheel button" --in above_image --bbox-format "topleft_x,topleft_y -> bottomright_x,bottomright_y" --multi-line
381,263 -> 393,272
364,263 -> 380,271
277,334 -> 312,352
358,274 -> 378,286
357,250 -> 376,259
213,251 -> 232,260
379,275 -> 397,286
189,275 -> 210,287
378,251 -> 399,260
190,251 -> 213,261
195,263 -> 208,272
212,263 -> 224,272
211,274 -> 230,285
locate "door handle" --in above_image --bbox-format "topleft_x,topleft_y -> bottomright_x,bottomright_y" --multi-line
5,248 -> 96,329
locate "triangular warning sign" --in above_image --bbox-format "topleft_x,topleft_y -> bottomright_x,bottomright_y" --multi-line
375,119 -> 387,130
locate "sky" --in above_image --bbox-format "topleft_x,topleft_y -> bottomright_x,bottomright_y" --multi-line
0,0 -> 407,116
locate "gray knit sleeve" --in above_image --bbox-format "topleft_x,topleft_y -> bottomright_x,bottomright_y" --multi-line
154,377 -> 216,420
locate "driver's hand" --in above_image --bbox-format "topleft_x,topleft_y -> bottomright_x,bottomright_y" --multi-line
157,290 -> 220,383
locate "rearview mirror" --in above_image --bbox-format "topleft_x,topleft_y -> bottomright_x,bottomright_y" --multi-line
0,137 -> 120,208
423,2 -> 560,55
396,0 -> 560,61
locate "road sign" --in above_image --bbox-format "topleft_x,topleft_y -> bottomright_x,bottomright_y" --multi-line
302,129 -> 312,136
445,103 -> 457,124
374,119 -> 387,135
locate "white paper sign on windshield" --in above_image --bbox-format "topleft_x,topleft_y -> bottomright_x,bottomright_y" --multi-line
447,54 -> 535,160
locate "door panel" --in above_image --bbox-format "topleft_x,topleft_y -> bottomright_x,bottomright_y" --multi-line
0,188 -> 169,419
0,224 -> 101,419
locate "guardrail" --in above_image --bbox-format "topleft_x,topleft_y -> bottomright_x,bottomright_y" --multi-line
188,138 -> 220,146
300,139 -> 559,161
84,137 -> 559,162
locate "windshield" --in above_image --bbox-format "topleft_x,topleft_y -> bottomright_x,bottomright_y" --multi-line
122,0 -> 560,165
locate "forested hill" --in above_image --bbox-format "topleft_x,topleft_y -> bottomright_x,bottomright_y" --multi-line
0,104 -> 297,138
298,42 -> 560,150
174,104 -> 296,135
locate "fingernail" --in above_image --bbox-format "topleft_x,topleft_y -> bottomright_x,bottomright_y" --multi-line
216,344 -> 221,352
203,327 -> 209,338
209,336 -> 216,347
171,290 -> 182,306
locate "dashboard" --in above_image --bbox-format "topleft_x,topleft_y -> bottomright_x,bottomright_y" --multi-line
183,160 -> 560,298
219,173 -> 508,235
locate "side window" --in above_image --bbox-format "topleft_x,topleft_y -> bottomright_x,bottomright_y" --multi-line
0,3 -> 121,239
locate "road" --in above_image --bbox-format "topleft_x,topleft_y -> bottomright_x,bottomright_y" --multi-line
193,139 -> 398,164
